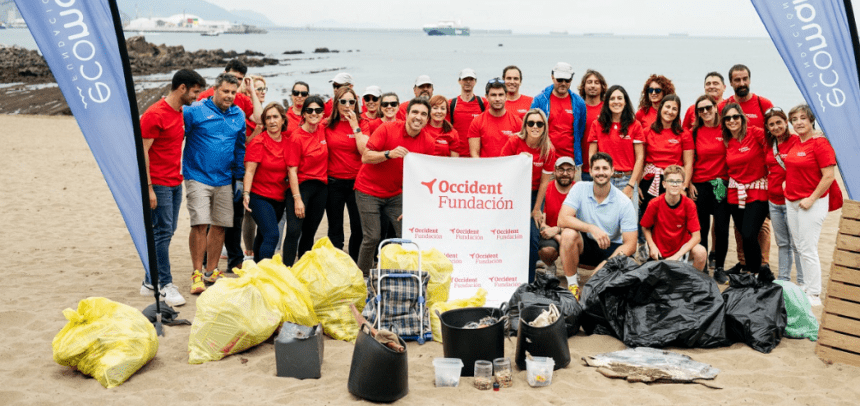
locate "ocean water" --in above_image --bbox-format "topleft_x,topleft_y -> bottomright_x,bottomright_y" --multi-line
1,29 -> 804,110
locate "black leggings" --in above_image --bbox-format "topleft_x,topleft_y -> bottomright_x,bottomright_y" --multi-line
283,180 -> 328,265
693,180 -> 730,268
326,177 -> 362,262
638,176 -> 665,242
730,200 -> 769,273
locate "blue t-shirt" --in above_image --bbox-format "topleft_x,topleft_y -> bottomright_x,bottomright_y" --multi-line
182,98 -> 246,187
562,182 -> 637,244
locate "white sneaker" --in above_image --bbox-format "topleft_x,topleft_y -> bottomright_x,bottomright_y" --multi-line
140,281 -> 157,296
798,283 -> 807,293
162,283 -> 186,307
808,294 -> 822,307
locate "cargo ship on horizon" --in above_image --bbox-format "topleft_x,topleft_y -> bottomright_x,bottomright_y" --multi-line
423,20 -> 470,36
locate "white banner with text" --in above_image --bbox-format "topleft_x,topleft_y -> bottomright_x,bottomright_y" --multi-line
403,154 -> 531,307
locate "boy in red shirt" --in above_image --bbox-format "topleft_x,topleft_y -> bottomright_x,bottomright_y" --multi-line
538,157 -> 576,274
640,165 -> 707,271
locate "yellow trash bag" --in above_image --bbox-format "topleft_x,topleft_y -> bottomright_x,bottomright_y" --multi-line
238,255 -> 318,327
52,297 -> 158,388
291,237 -> 367,342
379,244 -> 454,309
429,289 -> 488,343
188,276 -> 282,364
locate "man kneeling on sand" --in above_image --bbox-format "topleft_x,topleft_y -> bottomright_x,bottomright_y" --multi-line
558,152 -> 637,293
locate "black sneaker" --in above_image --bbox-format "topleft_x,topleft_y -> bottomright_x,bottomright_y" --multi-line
713,267 -> 729,285
708,252 -> 716,270
726,262 -> 744,275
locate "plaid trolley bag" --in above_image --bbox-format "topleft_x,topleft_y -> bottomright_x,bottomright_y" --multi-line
362,239 -> 431,344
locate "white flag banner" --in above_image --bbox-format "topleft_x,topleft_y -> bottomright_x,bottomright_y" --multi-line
403,154 -> 531,307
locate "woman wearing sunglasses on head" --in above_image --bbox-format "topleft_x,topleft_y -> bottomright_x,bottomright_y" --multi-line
689,95 -> 731,283
286,81 -> 310,135
763,107 -> 804,288
425,95 -> 460,157
783,104 -> 838,307
635,74 -> 676,130
283,95 -> 329,265
323,87 -> 368,261
587,85 -> 644,201
722,102 -> 771,278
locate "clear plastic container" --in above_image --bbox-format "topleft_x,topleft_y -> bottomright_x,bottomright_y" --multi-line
493,357 -> 513,388
526,357 -> 555,387
473,360 -> 493,390
433,358 -> 464,387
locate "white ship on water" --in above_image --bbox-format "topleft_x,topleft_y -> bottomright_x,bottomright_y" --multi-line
423,20 -> 470,36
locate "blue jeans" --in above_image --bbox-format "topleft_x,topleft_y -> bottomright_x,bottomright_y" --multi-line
769,201 -> 803,283
249,193 -> 286,263
529,190 -> 541,283
147,184 -> 182,286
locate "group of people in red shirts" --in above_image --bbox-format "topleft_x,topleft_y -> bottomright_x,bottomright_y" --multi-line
140,59 -> 838,309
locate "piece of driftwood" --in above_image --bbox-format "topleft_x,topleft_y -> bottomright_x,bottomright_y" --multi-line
582,347 -> 722,389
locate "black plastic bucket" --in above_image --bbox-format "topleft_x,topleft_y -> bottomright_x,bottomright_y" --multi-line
440,307 -> 504,377
515,304 -> 570,371
347,324 -> 408,402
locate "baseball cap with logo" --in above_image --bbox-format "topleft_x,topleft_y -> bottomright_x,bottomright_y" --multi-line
459,68 -> 477,80
555,156 -> 575,168
363,85 -> 382,97
329,72 -> 354,85
552,62 -> 575,80
414,75 -> 433,87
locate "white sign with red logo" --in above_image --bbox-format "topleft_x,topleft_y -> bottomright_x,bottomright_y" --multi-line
403,154 -> 531,306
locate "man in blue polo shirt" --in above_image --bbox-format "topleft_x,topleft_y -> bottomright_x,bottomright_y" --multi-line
183,72 -> 246,294
558,151 -> 637,292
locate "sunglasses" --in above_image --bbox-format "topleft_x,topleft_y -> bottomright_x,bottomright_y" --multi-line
292,90 -> 309,97
305,107 -> 324,115
364,95 -> 379,102
556,167 -> 575,174
664,179 -> 684,186
380,101 -> 399,108
696,105 -> 714,113
339,99 -> 356,106
526,120 -> 546,128
255,87 -> 268,93
765,107 -> 784,114
646,88 -> 663,94
487,77 -> 504,85
723,114 -> 744,122
555,78 -> 572,83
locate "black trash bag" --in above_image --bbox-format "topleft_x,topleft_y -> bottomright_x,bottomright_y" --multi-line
504,271 -> 582,337
580,256 -> 730,348
142,301 -> 191,326
722,273 -> 787,353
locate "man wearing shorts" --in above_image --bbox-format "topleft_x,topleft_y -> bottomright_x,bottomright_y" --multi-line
183,73 -> 246,293
559,152 -> 637,291
537,156 -> 576,275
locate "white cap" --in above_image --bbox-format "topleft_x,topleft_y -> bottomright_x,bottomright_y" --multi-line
459,68 -> 477,80
414,75 -> 433,87
555,156 -> 575,168
552,62 -> 574,80
329,72 -> 353,85
363,85 -> 382,97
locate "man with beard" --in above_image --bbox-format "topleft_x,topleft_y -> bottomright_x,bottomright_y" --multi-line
578,69 -> 607,181
503,65 -> 532,119
683,72 -> 726,130
558,152 -> 637,293
468,79 -> 523,157
450,68 -> 487,157
139,69 -> 206,306
537,157 -> 576,276
354,98 -> 436,275
531,62 -> 587,170
717,64 -> 773,129
397,75 -> 434,120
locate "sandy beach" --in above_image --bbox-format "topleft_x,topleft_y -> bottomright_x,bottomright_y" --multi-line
2,113 -> 858,405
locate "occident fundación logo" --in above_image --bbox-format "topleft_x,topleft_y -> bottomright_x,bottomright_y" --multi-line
421,178 -> 515,210
408,227 -> 441,239
490,228 -> 523,240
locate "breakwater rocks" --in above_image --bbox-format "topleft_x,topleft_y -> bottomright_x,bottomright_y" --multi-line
0,36 -> 280,85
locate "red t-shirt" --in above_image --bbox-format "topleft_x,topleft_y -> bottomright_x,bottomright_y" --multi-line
718,94 -> 773,129
643,127 -> 694,177
764,135 -> 798,205
287,126 -> 328,184
682,105 -> 696,131
325,120 -> 363,180
725,126 -> 768,204
396,102 -> 409,121
548,93 -> 575,159
450,96 -> 487,157
588,120 -> 644,173
581,102 -> 603,174
354,122 -> 436,198
141,98 -> 184,187
361,111 -> 379,121
635,107 -> 658,130
783,136 -> 837,202
468,110 -> 523,158
323,99 -> 334,120
424,125 -> 460,157
286,107 -> 302,136
691,126 -> 728,183
197,87 -> 253,119
641,194 -> 700,257
245,133 -> 289,200
500,136 -> 557,191
506,95 -> 534,119
544,182 -> 571,227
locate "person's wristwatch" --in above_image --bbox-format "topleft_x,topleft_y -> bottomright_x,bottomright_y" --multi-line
353,127 -> 362,134
384,150 -> 390,159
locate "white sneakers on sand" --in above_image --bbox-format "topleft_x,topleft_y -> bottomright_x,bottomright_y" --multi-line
808,295 -> 822,307
139,281 -> 186,307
